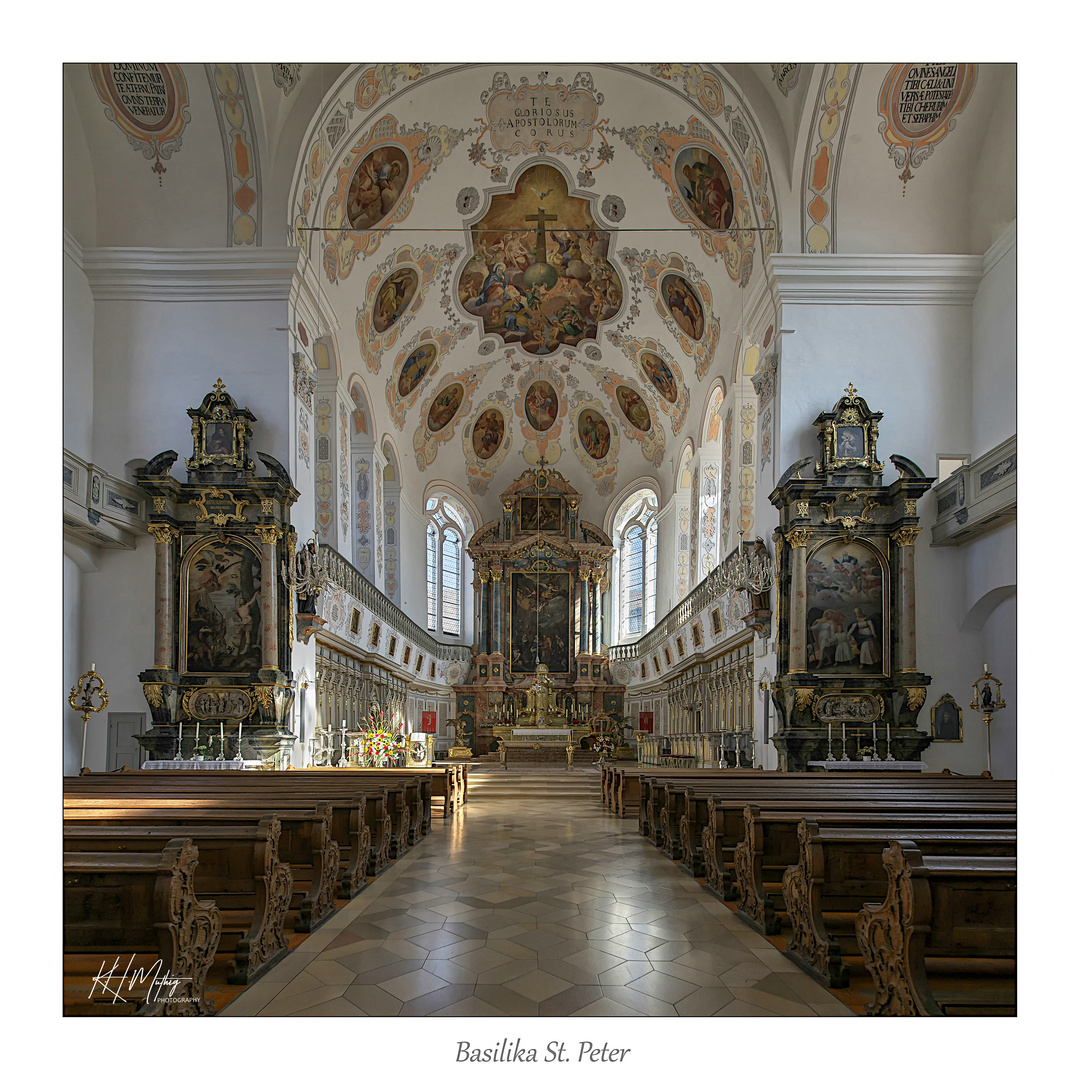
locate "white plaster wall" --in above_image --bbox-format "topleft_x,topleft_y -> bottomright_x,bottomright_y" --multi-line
63,548 -> 88,775
971,230 -> 1017,460
70,538 -> 156,773
90,298 -> 293,479
63,252 -> 95,462
396,492 -> 432,629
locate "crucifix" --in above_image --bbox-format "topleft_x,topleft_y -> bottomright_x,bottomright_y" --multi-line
524,206 -> 558,266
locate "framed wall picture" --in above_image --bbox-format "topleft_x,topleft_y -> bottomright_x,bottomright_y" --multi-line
388,635 -> 398,657
370,622 -> 381,649
931,693 -> 963,742
402,644 -> 412,666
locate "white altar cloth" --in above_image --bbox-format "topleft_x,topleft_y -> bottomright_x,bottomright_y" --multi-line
806,760 -> 927,771
142,759 -> 247,770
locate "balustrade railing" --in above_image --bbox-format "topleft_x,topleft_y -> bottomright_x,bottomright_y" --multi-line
321,546 -> 471,665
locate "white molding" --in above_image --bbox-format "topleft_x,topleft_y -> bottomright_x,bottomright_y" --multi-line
81,247 -> 303,302
767,253 -> 984,306
63,229 -> 84,269
982,220 -> 1017,278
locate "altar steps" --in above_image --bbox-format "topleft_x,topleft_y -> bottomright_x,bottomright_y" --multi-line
466,766 -> 603,800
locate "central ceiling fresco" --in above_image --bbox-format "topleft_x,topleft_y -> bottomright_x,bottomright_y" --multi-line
290,63 -> 781,518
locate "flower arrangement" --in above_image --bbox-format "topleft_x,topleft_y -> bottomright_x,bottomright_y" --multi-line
360,709 -> 403,767
590,733 -> 618,759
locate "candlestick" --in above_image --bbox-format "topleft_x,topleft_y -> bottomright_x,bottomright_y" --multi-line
826,722 -> 836,762
841,722 -> 849,762
174,722 -> 183,761
217,721 -> 225,761
233,721 -> 243,762
872,721 -> 880,761
885,722 -> 895,761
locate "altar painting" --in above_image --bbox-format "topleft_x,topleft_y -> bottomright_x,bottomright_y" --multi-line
509,571 -> 572,674
183,539 -> 262,673
519,496 -> 563,533
805,539 -> 887,676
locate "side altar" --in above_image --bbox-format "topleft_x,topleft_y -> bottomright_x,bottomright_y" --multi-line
132,381 -> 302,768
769,385 -> 936,770
454,467 -> 624,759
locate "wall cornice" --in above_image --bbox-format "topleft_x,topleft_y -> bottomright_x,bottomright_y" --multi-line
982,220 -> 1017,278
767,252 -> 984,306
80,246 -> 303,302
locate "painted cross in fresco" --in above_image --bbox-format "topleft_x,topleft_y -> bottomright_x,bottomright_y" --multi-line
524,206 -> 558,270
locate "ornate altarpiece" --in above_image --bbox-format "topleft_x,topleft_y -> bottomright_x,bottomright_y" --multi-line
458,467 -> 622,757
769,386 -> 936,770
134,381 -> 301,767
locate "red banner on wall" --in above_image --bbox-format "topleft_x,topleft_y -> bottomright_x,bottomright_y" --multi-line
421,711 -> 437,734
638,712 -> 654,733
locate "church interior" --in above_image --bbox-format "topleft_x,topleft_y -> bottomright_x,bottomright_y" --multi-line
58,57 -> 1023,1044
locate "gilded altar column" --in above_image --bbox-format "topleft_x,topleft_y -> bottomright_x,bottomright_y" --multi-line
256,524 -> 282,671
148,524 -> 178,668
893,526 -> 921,671
787,528 -> 813,673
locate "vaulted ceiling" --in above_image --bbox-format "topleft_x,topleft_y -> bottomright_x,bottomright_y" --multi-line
65,62 -> 1015,527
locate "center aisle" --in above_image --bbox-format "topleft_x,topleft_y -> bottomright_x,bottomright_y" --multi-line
222,789 -> 853,1017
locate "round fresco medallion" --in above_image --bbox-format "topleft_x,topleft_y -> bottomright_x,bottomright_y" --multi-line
577,408 -> 611,459
346,145 -> 410,232
427,384 -> 464,432
373,267 -> 419,334
398,343 -> 437,398
660,273 -> 705,341
673,147 -> 734,232
524,380 -> 558,431
616,385 -> 651,432
472,408 -> 504,460
640,350 -> 678,403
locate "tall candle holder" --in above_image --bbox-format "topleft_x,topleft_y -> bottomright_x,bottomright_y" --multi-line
825,722 -> 836,762
970,664 -> 1006,776
68,665 -> 109,774
173,722 -> 184,761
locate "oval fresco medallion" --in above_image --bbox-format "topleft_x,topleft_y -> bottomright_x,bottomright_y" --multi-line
398,343 -> 437,398
616,385 -> 651,432
347,145 -> 410,232
524,380 -> 559,431
373,267 -> 419,334
577,408 -> 611,459
427,383 -> 464,432
674,146 -> 734,232
472,408 -> 505,460
660,273 -> 705,341
640,350 -> 678,403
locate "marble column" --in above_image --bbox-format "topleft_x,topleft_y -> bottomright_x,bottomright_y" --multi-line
478,571 -> 491,654
149,524 -> 177,668
578,568 -> 591,655
787,528 -> 813,673
256,525 -> 282,671
894,526 -> 921,671
491,568 -> 503,655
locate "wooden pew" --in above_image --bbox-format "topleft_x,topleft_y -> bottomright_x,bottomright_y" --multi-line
855,840 -> 1017,1015
63,838 -> 221,1016
782,820 -> 1017,987
734,804 -> 1017,937
63,797 -> 340,933
64,817 -> 291,985
699,789 -> 1015,901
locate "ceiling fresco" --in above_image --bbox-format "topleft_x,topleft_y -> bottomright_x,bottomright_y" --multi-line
286,64 -> 787,522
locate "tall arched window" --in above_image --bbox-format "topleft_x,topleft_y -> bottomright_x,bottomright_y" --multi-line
611,489 -> 658,642
425,496 -> 467,636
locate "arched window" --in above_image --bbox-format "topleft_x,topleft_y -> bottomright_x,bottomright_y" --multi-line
425,496 -> 467,636
611,489 -> 658,642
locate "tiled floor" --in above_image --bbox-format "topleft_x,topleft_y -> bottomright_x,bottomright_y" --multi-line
222,795 -> 853,1018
